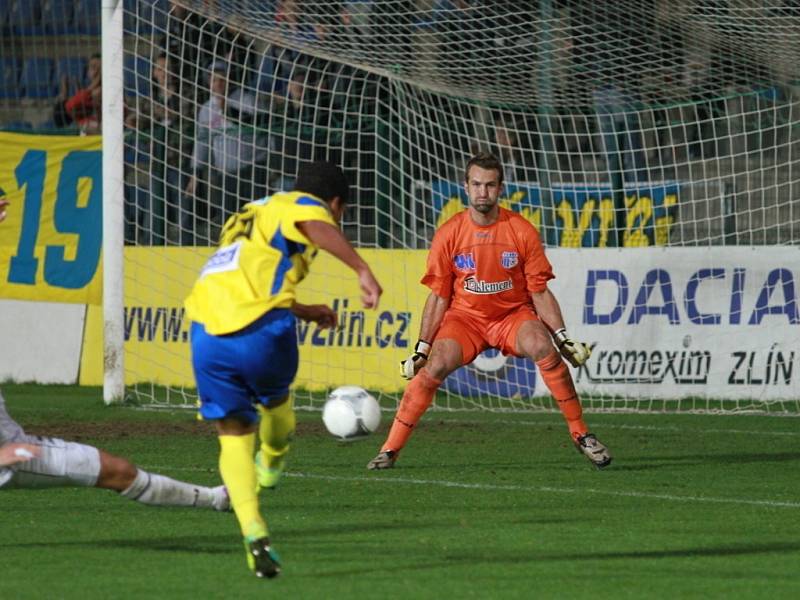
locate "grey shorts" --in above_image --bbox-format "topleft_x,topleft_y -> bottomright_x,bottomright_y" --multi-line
1,436 -> 101,490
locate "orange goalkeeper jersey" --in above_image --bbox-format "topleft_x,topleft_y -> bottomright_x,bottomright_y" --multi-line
421,207 -> 554,320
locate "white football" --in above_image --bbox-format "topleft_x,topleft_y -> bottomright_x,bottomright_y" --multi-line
322,386 -> 381,441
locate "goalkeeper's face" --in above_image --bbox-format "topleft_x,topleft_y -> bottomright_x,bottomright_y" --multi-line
465,166 -> 503,216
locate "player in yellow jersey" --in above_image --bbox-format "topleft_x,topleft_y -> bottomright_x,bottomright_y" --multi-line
185,162 -> 382,579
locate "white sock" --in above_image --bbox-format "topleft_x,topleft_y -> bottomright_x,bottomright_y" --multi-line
120,469 -> 229,511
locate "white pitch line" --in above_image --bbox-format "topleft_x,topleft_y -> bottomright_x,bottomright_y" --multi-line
144,464 -> 800,508
284,472 -> 800,509
435,418 -> 800,437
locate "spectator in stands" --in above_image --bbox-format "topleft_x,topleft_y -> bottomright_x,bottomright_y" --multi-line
183,60 -> 269,244
276,0 -> 313,40
340,1 -> 371,54
267,62 -> 346,193
591,69 -> 647,184
493,118 -> 538,184
150,52 -> 181,127
222,24 -> 258,88
272,0 -> 319,86
122,50 -> 189,246
307,2 -> 350,43
52,54 -> 102,134
434,1 -> 486,84
124,52 -> 182,131
52,76 -> 74,129
141,51 -> 192,245
570,4 -> 647,184
161,0 -> 213,93
161,0 -> 256,106
265,68 -> 314,192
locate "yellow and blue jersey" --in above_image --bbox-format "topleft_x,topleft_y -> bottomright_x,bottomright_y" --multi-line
185,191 -> 336,335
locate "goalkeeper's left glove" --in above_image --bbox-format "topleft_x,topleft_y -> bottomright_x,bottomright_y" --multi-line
400,340 -> 431,380
553,328 -> 591,368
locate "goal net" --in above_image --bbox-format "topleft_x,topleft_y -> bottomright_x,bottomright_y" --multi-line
114,0 -> 799,414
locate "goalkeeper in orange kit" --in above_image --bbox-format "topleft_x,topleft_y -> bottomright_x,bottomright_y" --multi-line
367,152 -> 611,471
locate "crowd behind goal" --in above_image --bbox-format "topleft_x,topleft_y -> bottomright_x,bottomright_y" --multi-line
1,1 -> 795,247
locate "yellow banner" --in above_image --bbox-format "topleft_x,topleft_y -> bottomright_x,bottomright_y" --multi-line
294,249 -> 428,392
0,133 -> 103,304
80,247 -> 429,393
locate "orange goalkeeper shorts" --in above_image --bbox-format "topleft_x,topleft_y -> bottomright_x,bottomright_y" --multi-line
434,305 -> 538,365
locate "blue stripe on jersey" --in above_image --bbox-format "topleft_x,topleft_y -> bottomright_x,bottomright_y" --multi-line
269,228 -> 307,295
295,195 -> 325,207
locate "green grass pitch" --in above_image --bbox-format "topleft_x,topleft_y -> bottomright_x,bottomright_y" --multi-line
1,384 -> 799,599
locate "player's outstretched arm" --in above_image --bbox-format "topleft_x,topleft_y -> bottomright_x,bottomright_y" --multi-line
297,220 -> 382,308
530,288 -> 591,367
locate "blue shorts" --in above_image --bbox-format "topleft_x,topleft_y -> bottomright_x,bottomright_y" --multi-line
191,309 -> 298,424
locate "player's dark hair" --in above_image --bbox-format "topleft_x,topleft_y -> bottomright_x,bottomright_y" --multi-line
293,161 -> 349,204
464,151 -> 504,185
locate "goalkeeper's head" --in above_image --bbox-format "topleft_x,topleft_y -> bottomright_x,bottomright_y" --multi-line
294,161 -> 350,207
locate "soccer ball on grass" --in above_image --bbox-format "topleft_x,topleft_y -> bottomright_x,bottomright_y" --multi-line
322,386 -> 381,441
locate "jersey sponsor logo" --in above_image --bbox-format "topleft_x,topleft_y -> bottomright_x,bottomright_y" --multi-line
463,276 -> 513,294
199,241 -> 242,278
501,251 -> 518,269
453,253 -> 476,272
474,231 -> 491,238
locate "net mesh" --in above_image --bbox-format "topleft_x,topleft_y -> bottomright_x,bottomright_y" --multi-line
1,1 -> 798,413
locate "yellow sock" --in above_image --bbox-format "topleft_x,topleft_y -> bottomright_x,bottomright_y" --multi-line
218,433 -> 267,539
258,399 -> 296,469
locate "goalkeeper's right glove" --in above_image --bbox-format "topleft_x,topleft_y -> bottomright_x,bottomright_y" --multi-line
400,340 -> 432,380
553,328 -> 591,368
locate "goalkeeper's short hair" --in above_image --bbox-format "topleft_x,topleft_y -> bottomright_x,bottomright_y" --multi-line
464,151 -> 504,185
293,161 -> 349,204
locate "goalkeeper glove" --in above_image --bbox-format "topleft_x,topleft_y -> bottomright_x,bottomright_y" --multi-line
400,340 -> 432,380
553,328 -> 591,368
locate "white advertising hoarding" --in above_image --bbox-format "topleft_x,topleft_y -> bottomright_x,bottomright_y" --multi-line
0,300 -> 85,383
547,247 -> 799,400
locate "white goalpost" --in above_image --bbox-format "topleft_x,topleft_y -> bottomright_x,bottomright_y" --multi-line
105,0 -> 799,414
102,0 -> 125,404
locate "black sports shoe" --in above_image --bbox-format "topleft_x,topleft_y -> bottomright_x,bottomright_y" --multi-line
245,537 -> 281,579
575,433 -> 612,469
367,450 -> 397,470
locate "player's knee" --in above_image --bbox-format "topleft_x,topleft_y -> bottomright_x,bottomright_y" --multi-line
96,451 -> 138,491
529,342 -> 555,363
215,417 -> 257,436
424,342 -> 461,381
423,358 -> 451,381
523,335 -> 555,362
515,320 -> 554,361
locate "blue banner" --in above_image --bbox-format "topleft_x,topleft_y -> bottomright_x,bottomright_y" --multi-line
442,349 -> 537,399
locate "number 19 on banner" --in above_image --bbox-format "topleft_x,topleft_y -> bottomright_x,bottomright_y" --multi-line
1,145 -> 103,304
